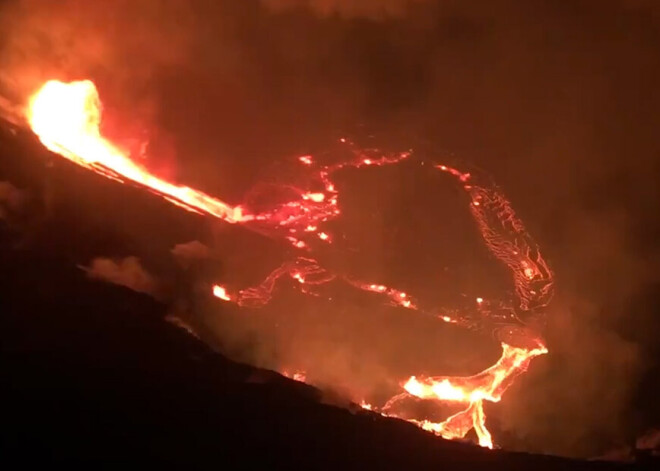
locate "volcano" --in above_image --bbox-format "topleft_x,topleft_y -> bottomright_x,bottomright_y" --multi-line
0,115 -> 649,469
19,79 -> 556,448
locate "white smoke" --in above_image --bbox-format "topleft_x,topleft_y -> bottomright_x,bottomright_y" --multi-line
81,256 -> 157,296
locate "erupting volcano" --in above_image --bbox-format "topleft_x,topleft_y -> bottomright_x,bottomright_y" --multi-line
25,79 -> 554,449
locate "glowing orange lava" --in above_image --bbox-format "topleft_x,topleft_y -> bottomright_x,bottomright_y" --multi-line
26,78 -> 554,449
212,285 -> 232,302
386,341 -> 548,448
27,80 -> 247,223
282,370 -> 307,383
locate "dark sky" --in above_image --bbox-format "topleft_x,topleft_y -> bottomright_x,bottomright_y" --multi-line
1,0 -> 659,458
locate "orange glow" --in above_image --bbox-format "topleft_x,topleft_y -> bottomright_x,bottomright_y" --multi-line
211,156 -> 554,448
303,192 -> 325,203
387,342 -> 547,448
282,370 -> 307,383
292,272 -> 305,283
25,78 -> 555,450
212,285 -> 232,301
27,80 -> 247,223
359,401 -> 373,411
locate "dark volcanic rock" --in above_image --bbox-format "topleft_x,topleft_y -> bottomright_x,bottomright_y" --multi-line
0,244 -> 634,470
0,118 -> 643,468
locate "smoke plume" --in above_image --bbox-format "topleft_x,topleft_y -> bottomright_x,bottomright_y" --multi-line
82,256 -> 157,297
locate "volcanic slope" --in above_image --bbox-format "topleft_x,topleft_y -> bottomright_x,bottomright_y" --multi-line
0,118 -> 643,468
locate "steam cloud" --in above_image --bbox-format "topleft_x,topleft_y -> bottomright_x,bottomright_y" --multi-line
1,0 -> 659,458
82,257 -> 157,296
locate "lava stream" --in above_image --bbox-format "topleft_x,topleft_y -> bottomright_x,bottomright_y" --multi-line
27,80 -> 247,223
385,341 -> 548,448
26,78 -> 554,449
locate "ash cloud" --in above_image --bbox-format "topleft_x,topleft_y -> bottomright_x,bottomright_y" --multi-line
1,0 -> 659,458
82,256 -> 157,297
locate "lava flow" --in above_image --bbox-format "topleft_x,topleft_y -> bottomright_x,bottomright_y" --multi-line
27,80 -> 247,223
25,79 -> 554,449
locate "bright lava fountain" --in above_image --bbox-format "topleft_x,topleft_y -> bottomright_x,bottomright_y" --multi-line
27,79 -> 554,449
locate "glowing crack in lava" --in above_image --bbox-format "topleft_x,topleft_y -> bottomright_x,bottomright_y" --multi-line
26,79 -> 554,449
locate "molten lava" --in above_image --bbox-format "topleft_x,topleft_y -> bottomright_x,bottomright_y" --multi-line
26,79 -> 554,449
27,80 -> 246,223
389,341 -> 548,448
